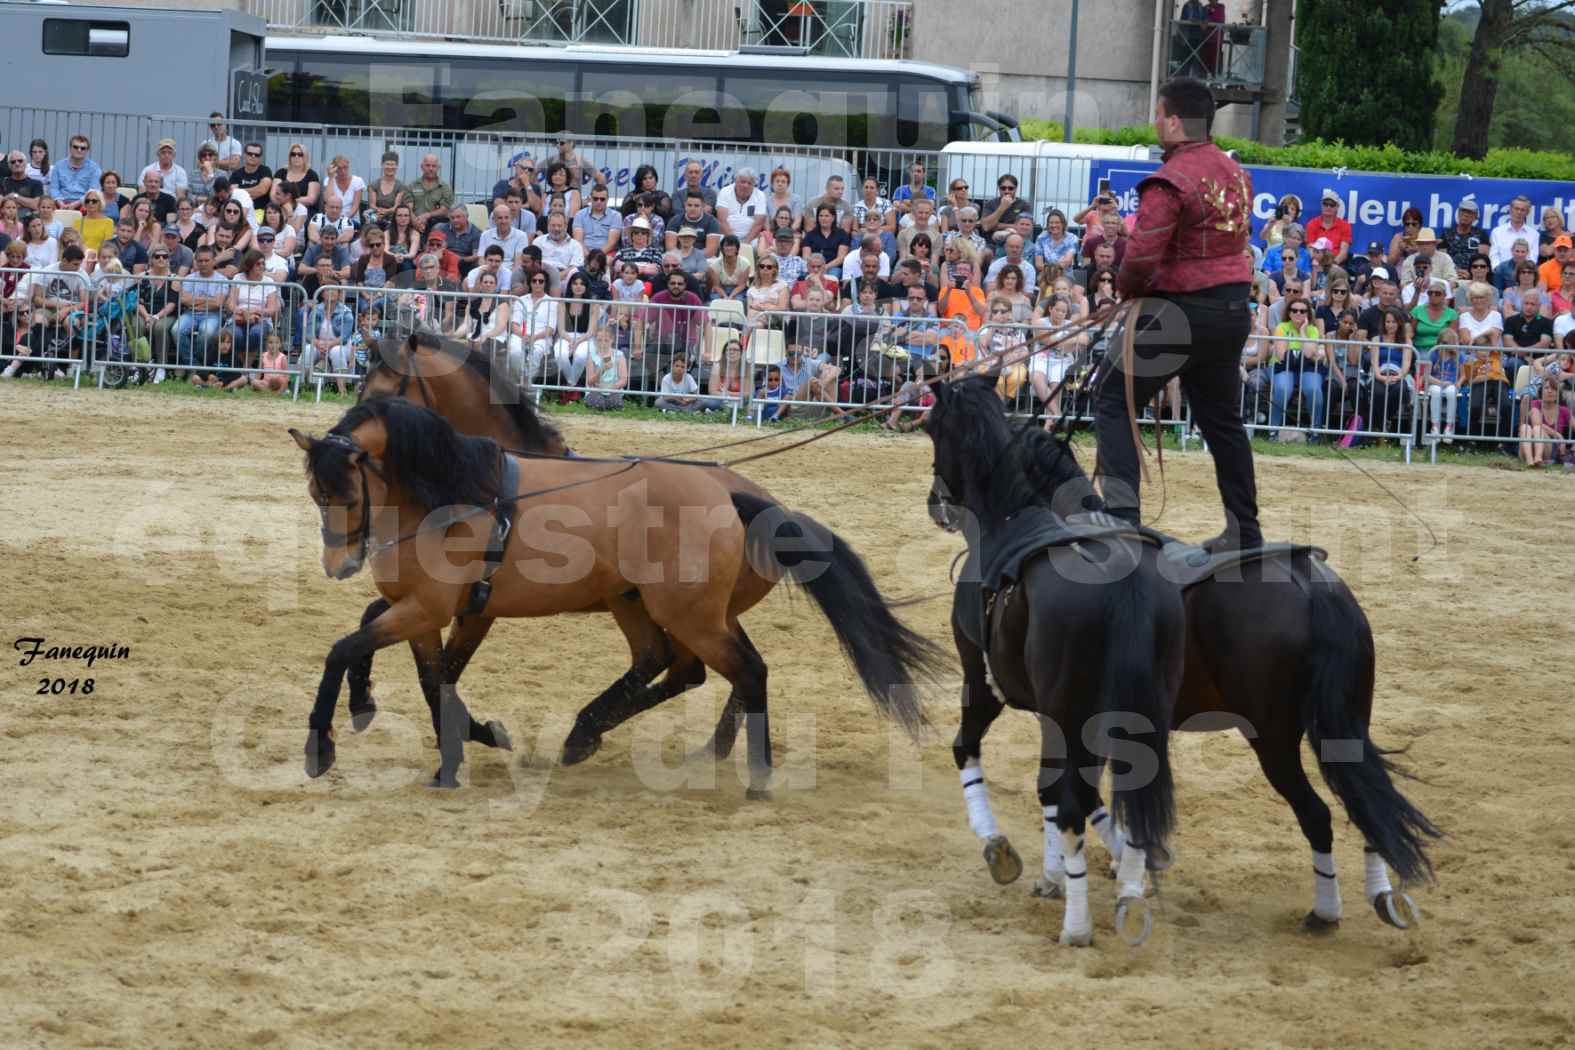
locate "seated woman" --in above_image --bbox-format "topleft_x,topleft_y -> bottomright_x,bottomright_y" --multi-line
1456,281 -> 1512,441
707,235 -> 752,302
1261,298 -> 1328,435
1519,367 -> 1573,467
1366,306 -> 1415,434
743,257 -> 789,328
1028,295 -> 1084,428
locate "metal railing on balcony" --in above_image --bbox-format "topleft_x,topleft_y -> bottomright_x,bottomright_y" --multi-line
1166,19 -> 1268,90
245,0 -> 913,59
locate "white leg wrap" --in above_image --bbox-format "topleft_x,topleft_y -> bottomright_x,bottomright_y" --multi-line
1059,829 -> 1092,943
1042,805 -> 1064,878
1089,805 -> 1125,864
1115,841 -> 1147,900
1363,849 -> 1393,903
959,760 -> 998,840
1313,850 -> 1342,921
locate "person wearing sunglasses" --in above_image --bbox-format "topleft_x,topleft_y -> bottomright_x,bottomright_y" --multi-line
981,173 -> 1032,245
202,114 -> 243,173
2,151 -> 44,219
1387,207 -> 1425,271
1096,77 -> 1262,552
46,136 -> 102,211
1440,197 -> 1486,272
231,143 -> 273,204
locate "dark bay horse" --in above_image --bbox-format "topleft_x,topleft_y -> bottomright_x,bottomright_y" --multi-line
352,334 -> 778,766
291,397 -> 939,791
948,417 -> 1441,934
925,376 -> 1187,947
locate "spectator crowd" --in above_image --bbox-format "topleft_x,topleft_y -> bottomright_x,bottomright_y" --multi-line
1,125 -> 1570,461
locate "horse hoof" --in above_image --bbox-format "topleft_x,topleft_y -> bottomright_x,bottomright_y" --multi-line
745,786 -> 772,802
426,768 -> 461,790
1116,896 -> 1154,947
304,730 -> 336,779
1374,892 -> 1420,930
1059,927 -> 1094,948
487,720 -> 514,752
1302,911 -> 1341,933
983,835 -> 1023,885
350,701 -> 377,733
560,732 -> 602,767
1031,876 -> 1065,900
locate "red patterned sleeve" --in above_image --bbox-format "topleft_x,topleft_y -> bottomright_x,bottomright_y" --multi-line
1116,180 -> 1180,298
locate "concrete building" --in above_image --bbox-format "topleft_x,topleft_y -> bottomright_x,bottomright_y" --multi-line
911,0 -> 1295,143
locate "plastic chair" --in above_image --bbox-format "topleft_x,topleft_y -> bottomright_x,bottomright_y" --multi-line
748,326 -> 786,368
466,203 -> 488,230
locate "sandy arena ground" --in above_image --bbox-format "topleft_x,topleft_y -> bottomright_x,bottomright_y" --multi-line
1,383 -> 1572,1049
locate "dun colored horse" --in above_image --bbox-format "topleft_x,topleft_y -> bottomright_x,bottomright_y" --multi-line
292,397 -> 938,791
351,334 -> 778,765
943,386 -> 1440,933
926,376 -> 1188,947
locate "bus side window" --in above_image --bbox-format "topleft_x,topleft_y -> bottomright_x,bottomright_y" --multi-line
892,80 -> 948,151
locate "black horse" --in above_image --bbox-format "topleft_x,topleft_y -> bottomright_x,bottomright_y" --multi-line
947,404 -> 1441,934
925,376 -> 1188,947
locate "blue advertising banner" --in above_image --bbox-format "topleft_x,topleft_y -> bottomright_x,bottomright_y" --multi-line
1087,157 -> 1575,254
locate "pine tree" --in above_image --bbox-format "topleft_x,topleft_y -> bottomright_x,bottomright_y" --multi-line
1294,0 -> 1441,151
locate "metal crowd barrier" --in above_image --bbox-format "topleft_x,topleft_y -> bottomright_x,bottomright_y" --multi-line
1237,331 -> 1420,459
1,265 -> 95,383
1409,341 -> 1575,464
511,294 -> 745,419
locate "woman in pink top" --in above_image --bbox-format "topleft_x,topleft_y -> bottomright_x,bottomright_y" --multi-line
1520,371 -> 1572,467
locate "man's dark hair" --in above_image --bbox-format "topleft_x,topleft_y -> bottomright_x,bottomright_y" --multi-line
483,245 -> 504,258
62,244 -> 85,263
685,189 -> 706,203
1158,77 -> 1217,136
521,245 -> 543,262
194,245 -> 214,258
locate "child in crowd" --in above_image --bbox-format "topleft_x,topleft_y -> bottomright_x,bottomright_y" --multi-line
1425,344 -> 1461,443
757,364 -> 786,422
654,353 -> 703,412
191,328 -> 233,388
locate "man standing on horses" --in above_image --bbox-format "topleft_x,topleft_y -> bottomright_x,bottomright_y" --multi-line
1095,77 -> 1262,552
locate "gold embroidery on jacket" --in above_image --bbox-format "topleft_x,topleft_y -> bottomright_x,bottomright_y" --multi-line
1202,172 -> 1249,233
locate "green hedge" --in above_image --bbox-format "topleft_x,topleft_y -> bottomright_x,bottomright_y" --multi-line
1018,119 -> 1575,181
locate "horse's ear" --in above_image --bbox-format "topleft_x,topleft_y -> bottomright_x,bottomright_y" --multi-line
288,428 -> 313,452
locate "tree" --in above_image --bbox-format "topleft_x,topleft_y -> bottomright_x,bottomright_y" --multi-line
1450,1 -> 1575,158
1294,0 -> 1442,151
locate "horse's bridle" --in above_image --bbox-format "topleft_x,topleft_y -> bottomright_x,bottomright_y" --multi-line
314,433 -> 382,560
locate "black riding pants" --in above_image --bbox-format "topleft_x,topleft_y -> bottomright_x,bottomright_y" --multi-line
1094,286 -> 1261,546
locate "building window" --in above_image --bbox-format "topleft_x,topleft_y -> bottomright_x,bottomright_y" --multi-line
43,19 -> 130,57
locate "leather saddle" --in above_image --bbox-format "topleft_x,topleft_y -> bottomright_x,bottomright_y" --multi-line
952,506 -> 1326,651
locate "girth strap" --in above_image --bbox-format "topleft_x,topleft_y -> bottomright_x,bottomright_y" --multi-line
461,453 -> 522,618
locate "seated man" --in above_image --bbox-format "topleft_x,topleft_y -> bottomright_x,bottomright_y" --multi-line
666,190 -> 723,256
478,203 -> 529,271
532,211 -> 585,273
645,269 -> 704,387
302,225 -> 351,284
308,194 -> 357,247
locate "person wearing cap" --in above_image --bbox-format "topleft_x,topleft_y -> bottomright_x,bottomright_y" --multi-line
157,224 -> 194,275
1101,77 -> 1262,552
1537,234 -> 1572,293
1347,240 -> 1385,295
1303,190 -> 1352,265
423,227 -> 460,283
1400,227 -> 1456,285
672,225 -> 708,278
253,226 -> 289,282
613,217 -> 664,279
1440,198 -> 1486,271
771,226 -> 808,286
140,139 -> 190,201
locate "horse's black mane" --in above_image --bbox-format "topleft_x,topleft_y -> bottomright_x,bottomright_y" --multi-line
318,397 -> 503,513
933,376 -> 1095,528
369,334 -> 565,453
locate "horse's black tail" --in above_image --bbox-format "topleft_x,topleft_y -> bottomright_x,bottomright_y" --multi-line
1096,558 -> 1178,855
1301,567 -> 1441,884
731,492 -> 940,738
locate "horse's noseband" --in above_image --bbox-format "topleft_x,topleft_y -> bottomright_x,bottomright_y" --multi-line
316,433 -> 380,556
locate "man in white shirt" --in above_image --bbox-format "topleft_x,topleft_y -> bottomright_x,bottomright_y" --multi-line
985,233 -> 1037,290
532,211 -> 585,272
479,204 -> 529,270
308,194 -> 357,246
140,139 -> 190,200
463,245 -> 515,292
254,228 -> 290,281
201,114 -> 244,173
1489,195 -> 1539,270
717,167 -> 766,243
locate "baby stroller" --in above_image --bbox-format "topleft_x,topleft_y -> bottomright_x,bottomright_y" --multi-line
77,282 -> 143,389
